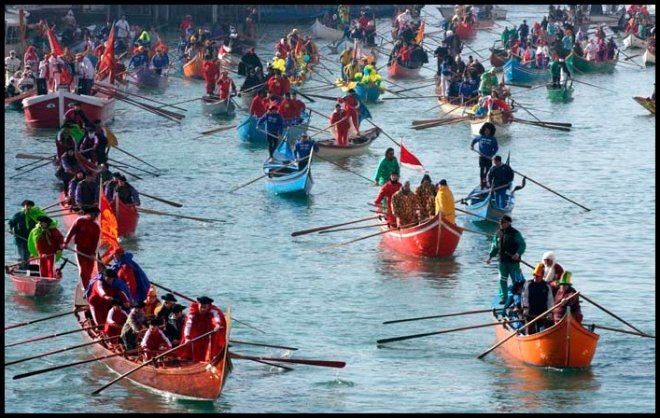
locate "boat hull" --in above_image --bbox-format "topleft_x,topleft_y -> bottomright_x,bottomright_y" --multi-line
6,263 -> 63,296
463,186 -> 515,222
237,113 -> 310,144
59,192 -> 138,238
355,83 -> 381,103
546,84 -> 574,101
23,89 -> 115,129
201,96 -> 236,116
314,127 -> 380,159
566,53 -> 617,74
503,57 -> 550,84
455,22 -> 478,40
623,33 -> 646,50
387,61 -> 422,79
183,54 -> 204,79
379,213 -> 462,258
633,96 -> 656,114
310,18 -> 344,41
133,66 -> 168,90
263,160 -> 313,195
643,48 -> 655,66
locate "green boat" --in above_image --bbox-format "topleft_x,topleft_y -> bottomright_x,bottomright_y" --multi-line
546,81 -> 574,102
566,52 -> 618,74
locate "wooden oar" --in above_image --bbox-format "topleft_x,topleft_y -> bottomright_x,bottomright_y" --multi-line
5,310 -> 74,331
190,124 -> 237,140
412,116 -> 470,130
228,156 -> 310,193
309,108 -> 331,120
229,353 -> 346,368
12,349 -> 140,380
381,94 -> 440,100
314,153 -> 375,183
315,221 -> 418,252
101,82 -> 188,111
15,156 -> 55,170
383,308 -> 499,324
477,292 -> 580,359
5,88 -> 36,105
590,324 -> 655,339
137,207 -> 224,223
571,78 -> 618,94
362,120 -> 400,147
9,160 -> 53,179
5,325 -> 100,348
229,340 -> 299,351
512,119 -> 571,132
90,329 -> 218,395
113,165 -> 143,181
107,139 -> 162,172
15,153 -> 54,161
137,192 -> 183,208
156,97 -> 201,108
579,294 -> 650,336
377,320 -> 521,344
229,353 -> 294,371
318,223 -> 382,234
107,158 -> 160,177
290,87 -> 316,103
292,215 -> 380,237
5,335 -> 120,367
511,117 -> 572,127
390,82 -> 437,95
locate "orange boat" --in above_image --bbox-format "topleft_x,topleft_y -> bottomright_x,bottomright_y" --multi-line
493,311 -> 599,368
183,52 -> 204,79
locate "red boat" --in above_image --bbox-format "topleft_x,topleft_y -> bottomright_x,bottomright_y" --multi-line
387,60 -> 423,79
22,87 -> 115,129
73,283 -> 232,400
58,192 -> 139,238
5,262 -> 63,297
454,21 -> 478,40
379,213 -> 462,258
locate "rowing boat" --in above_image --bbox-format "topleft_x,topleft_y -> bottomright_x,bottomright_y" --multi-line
22,87 -> 116,129
237,111 -> 310,144
462,183 -> 515,222
387,60 -> 423,79
378,213 -> 463,258
201,96 -> 236,116
633,96 -> 656,114
132,66 -> 168,90
489,40 -> 508,69
503,56 -> 550,84
566,52 -> 618,74
263,140 -> 314,195
5,262 -> 63,297
492,309 -> 599,368
310,18 -> 345,41
470,109 -> 512,138
239,89 -> 257,108
58,191 -> 139,238
643,48 -> 655,66
623,32 -> 647,50
454,21 -> 478,40
182,53 -> 204,79
546,81 -> 574,102
314,127 -> 380,159
73,283 -> 232,400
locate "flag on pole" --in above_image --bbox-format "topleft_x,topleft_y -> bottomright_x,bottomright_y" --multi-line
46,24 -> 63,56
99,192 -> 120,253
415,19 -> 426,45
400,140 -> 426,172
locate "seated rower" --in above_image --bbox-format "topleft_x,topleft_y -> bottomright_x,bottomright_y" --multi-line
111,175 -> 140,207
552,271 -> 583,324
121,301 -> 148,350
391,181 -> 419,228
140,317 -> 172,361
144,285 -> 161,320
522,263 -> 554,334
104,297 -> 128,340
165,303 -> 186,346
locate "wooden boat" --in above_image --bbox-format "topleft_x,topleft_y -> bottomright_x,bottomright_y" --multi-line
438,6 -> 507,21
633,96 -> 656,114
5,262 -> 63,297
73,283 -> 232,400
436,95 -> 473,117
623,32 -> 647,50
489,40 -> 508,69
378,212 -> 463,258
182,53 -> 204,79
566,52 -> 618,74
643,48 -> 655,66
546,81 -> 574,102
493,310 -> 599,368
387,60 -> 423,79
454,21 -> 478,41
310,18 -> 345,41
201,95 -> 236,116
503,56 -> 550,84
470,110 -> 512,138
263,141 -> 314,195
237,111 -> 310,144
462,184 -> 515,222
132,66 -> 168,90
22,87 -> 115,129
314,127 -> 380,159
58,191 -> 139,238
607,24 -> 625,34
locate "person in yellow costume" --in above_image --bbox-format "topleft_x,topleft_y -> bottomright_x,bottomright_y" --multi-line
434,179 -> 456,223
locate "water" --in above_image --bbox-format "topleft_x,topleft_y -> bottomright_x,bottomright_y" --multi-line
4,5 -> 655,413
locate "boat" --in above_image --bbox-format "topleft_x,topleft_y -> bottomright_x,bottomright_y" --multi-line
255,5 -> 397,23
643,48 -> 655,66
237,111 -> 310,144
263,140 -> 314,195
378,212 -> 463,258
201,95 -> 236,116
493,309 -> 599,368
462,184 -> 515,222
355,83 -> 381,103
438,5 -> 507,21
5,262 -> 63,297
132,66 -> 168,90
436,95 -> 473,117
633,96 -> 656,114
310,18 -> 344,41
546,81 -> 574,102
314,127 -> 380,159
22,87 -> 115,129
566,52 -> 618,74
239,89 -> 257,108
623,32 -> 647,50
470,110 -> 512,138
489,40 -> 508,69
387,60 -> 423,79
503,56 -> 550,84
454,20 -> 478,41
182,53 -> 204,79
73,283 -> 232,400
607,24 -> 625,35
58,191 -> 139,238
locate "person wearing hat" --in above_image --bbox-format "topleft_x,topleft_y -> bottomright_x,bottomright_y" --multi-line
486,155 -> 515,208
155,293 -> 178,322
540,251 -> 565,296
85,269 -> 131,326
63,101 -> 92,130
107,247 -> 151,303
522,262 -> 555,334
256,103 -> 285,160
293,133 -> 319,172
478,67 -> 499,96
121,300 -> 148,350
62,205 -> 101,289
434,179 -> 456,224
143,285 -> 161,320
179,296 -> 226,362
17,67 -> 35,93
470,122 -> 499,187
78,123 -> 98,164
110,174 -> 141,207
341,89 -> 361,134
140,317 -> 172,360
487,215 -> 527,304
104,297 -> 128,339
329,102 -> 352,147
552,272 -> 583,324
27,216 -> 64,278
103,171 -> 123,202
136,27 -> 152,49
290,91 -> 306,121
8,200 -> 48,270
127,45 -> 148,70
165,304 -> 186,346
239,66 -> 264,97
216,70 -> 237,101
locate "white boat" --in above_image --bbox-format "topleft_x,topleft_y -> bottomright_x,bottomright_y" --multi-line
201,95 -> 236,116
470,117 -> 511,138
240,89 -> 257,108
643,48 -> 656,66
310,18 -> 344,41
314,127 -> 380,159
623,32 -> 647,50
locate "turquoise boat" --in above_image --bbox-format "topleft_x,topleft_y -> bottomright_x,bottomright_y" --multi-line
462,185 -> 515,223
237,111 -> 311,144
566,52 -> 618,74
546,81 -> 574,102
503,56 -> 550,84
263,140 -> 314,195
355,83 -> 381,103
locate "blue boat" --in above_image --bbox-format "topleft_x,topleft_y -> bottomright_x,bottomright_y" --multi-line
462,186 -> 515,223
263,140 -> 314,195
503,56 -> 551,84
355,83 -> 381,103
237,111 -> 311,144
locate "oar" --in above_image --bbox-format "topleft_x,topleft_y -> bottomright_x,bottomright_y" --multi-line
571,78 -> 617,94
156,97 -> 201,108
228,155 -> 310,193
318,223 -> 382,233
229,340 -> 299,351
229,353 -> 294,371
5,325 -> 100,348
101,82 -> 188,111
381,94 -> 440,101
229,353 -> 346,368
309,108 -> 330,120
15,156 -> 55,171
5,310 -> 74,330
107,139 -> 162,172
113,165 -> 143,181
190,124 -> 237,140
137,192 -> 183,208
511,117 -> 572,127
314,221 -> 418,252
137,207 -> 225,223
90,329 -> 219,395
107,158 -> 160,177
42,200 -> 66,211
412,116 -> 470,130
477,292 -> 580,359
290,87 -> 316,103
512,119 -> 571,132
390,82 -> 438,95
12,349 -> 140,380
383,308 -> 499,324
579,294 -> 650,336
364,120 -> 399,147
377,320 -> 521,344
9,159 -> 54,179
292,215 -> 380,237
314,153 -> 375,183
590,324 -> 655,339
15,153 -> 56,160
5,335 -> 120,367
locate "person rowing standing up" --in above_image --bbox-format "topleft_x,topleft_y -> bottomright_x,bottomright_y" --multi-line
249,90 -> 268,118
28,216 -> 64,278
293,134 -> 318,172
62,206 -> 101,289
216,71 -> 237,101
329,103 -> 351,147
8,200 -> 46,270
178,296 -> 227,362
487,215 -> 526,304
256,105 -> 285,161
107,247 -> 151,303
486,155 -> 514,208
203,57 -> 220,96
470,122 -> 499,188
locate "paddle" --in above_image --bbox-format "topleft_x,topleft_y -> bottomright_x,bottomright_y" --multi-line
90,329 -> 219,395
579,294 -> 650,336
363,120 -> 399,147
5,310 -> 74,331
5,335 -> 121,367
314,221 -> 418,253
137,192 -> 183,208
390,82 -> 438,95
156,97 -> 202,108
229,340 -> 298,351
12,349 -> 140,380
107,137 -> 162,172
412,116 -> 470,130
477,291 -> 580,359
107,158 -> 160,177
377,320 -> 521,344
314,153 -> 375,183
5,325 -> 100,348
383,308 -> 499,324
292,215 -> 380,237
589,324 -> 655,339
229,353 -> 346,368
9,159 -> 53,179
137,207 -> 225,223
15,156 -> 55,171
229,353 -> 294,371
290,87 -> 316,103
381,94 -> 441,101
511,117 -> 572,127
318,223 -> 382,233
15,153 -> 55,160
512,119 -> 571,132
5,88 -> 36,105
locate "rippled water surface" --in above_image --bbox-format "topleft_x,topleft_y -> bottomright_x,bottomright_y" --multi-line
4,5 -> 655,413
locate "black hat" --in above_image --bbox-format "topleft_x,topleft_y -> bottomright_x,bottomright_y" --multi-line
36,216 -> 52,224
161,293 -> 177,302
118,175 -> 128,181
172,303 -> 186,313
111,297 -> 123,306
133,300 -> 146,309
149,317 -> 163,326
439,179 -> 448,186
83,206 -> 100,215
197,296 -> 214,304
21,200 -> 35,207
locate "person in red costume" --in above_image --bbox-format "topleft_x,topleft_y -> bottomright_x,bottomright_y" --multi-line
62,206 -> 101,289
341,89 -> 361,134
178,296 -> 226,362
291,91 -> 306,119
29,216 -> 64,278
373,171 -> 403,226
140,317 -> 172,360
267,69 -> 290,98
275,38 -> 290,57
278,92 -> 298,120
329,102 -> 351,146
216,71 -> 237,100
104,297 -> 128,338
203,58 -> 220,96
86,269 -> 131,326
249,90 -> 268,117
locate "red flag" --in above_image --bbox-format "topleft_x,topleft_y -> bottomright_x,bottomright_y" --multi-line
97,23 -> 116,82
415,20 -> 426,45
400,140 -> 425,172
99,192 -> 120,252
46,25 -> 63,56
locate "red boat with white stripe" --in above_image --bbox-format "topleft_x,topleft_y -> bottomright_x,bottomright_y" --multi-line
22,87 -> 115,129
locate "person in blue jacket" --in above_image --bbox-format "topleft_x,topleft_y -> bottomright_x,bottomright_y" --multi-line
469,122 -> 499,187
257,105 -> 285,160
293,134 -> 319,171
151,49 -> 170,76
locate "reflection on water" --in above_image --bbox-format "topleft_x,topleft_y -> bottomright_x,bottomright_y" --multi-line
10,288 -> 66,312
376,245 -> 462,288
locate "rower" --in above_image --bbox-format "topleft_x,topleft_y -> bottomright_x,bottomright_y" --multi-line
104,297 -> 128,340
154,293 -> 178,323
486,155 -> 514,208
470,122 -> 499,188
279,92 -> 298,122
290,91 -> 306,122
540,251 -> 565,296
74,171 -> 100,210
111,175 -> 141,207
239,47 -> 263,76
178,296 -> 227,362
340,89 -> 361,135
8,200 -> 43,270
165,304 -> 186,346
107,247 -> 151,303
293,134 -> 318,172
373,171 -> 402,227
62,206 -> 101,290
522,263 -> 554,334
144,285 -> 161,320
216,71 -> 237,101
121,301 -> 148,350
434,179 -> 456,223
84,269 -> 132,326
391,181 -> 419,228
92,120 -> 110,165
28,216 -> 64,278
79,124 -> 98,164
151,49 -> 170,76
202,57 -> 220,97
256,105 -> 285,160
66,170 -> 86,206
127,46 -> 149,70
487,215 -> 527,304
552,272 -> 583,324
64,102 -> 92,130
140,317 -> 172,361
56,123 -> 79,164
329,103 -> 351,147
249,90 -> 268,118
